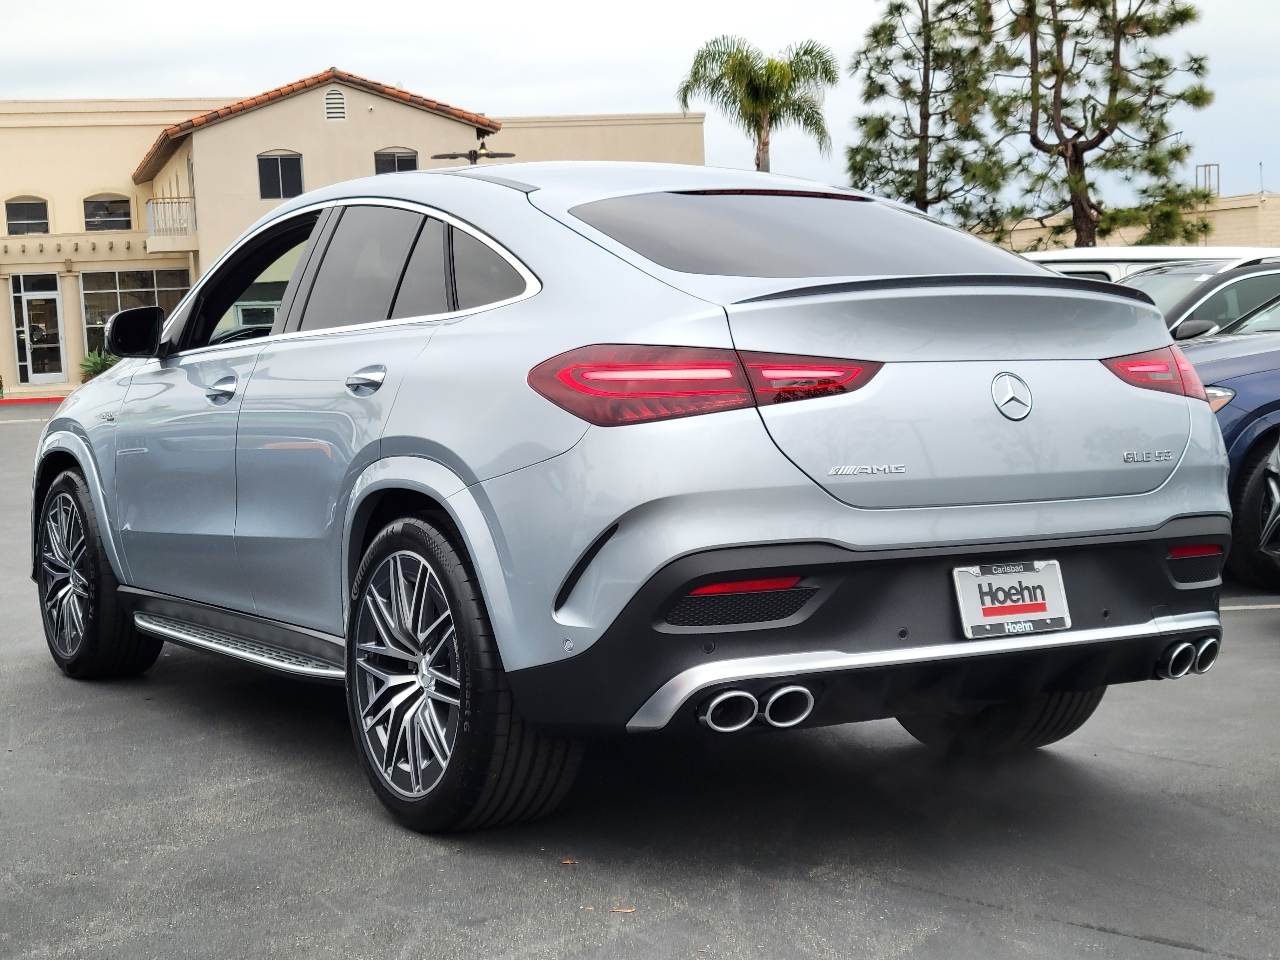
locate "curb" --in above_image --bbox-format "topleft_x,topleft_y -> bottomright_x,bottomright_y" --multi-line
0,397 -> 66,405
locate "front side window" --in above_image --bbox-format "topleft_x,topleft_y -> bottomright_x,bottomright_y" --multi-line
6,198 -> 48,235
82,269 -> 189,354
258,154 -> 304,200
1186,274 -> 1280,329
375,150 -> 418,174
299,205 -> 422,331
84,196 -> 131,231
569,191 -> 1041,278
182,213 -> 320,350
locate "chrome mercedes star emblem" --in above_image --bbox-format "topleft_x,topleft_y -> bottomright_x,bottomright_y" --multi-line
991,372 -> 1033,421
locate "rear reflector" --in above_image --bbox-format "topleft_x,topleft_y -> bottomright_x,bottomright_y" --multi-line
689,575 -> 803,596
1103,346 -> 1207,401
1168,544 -> 1223,558
529,345 -> 880,426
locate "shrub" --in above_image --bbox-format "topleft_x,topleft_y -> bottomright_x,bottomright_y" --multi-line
80,348 -> 119,382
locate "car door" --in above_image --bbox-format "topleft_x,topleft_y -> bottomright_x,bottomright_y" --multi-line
113,212 -> 322,611
234,202 -> 450,634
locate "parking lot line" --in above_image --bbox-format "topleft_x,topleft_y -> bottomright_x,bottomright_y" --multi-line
0,418 -> 50,425
1221,603 -> 1280,610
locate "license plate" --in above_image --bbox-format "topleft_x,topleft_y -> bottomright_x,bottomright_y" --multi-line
952,560 -> 1071,639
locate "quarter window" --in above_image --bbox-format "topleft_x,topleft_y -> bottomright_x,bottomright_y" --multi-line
375,150 -> 418,174
452,228 -> 526,309
6,198 -> 49,235
391,218 -> 450,318
299,205 -> 422,331
258,154 -> 304,200
83,196 -> 131,231
81,269 -> 190,354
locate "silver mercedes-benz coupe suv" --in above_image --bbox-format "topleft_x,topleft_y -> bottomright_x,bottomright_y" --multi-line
32,162 -> 1230,831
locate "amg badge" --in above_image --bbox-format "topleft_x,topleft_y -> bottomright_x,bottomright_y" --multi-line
829,464 -> 906,476
1124,450 -> 1173,463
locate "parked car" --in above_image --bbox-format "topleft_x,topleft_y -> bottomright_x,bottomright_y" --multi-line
1024,246 -> 1280,283
1181,327 -> 1280,588
32,163 -> 1229,831
1120,259 -> 1280,338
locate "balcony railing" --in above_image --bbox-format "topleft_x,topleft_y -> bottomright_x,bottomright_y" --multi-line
146,197 -> 197,238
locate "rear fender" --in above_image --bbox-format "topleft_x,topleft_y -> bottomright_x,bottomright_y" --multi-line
342,457 -> 517,662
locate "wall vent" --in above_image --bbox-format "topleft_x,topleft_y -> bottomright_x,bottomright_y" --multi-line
325,88 -> 347,121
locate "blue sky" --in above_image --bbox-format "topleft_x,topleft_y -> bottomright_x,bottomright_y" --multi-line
2,0 -> 1275,197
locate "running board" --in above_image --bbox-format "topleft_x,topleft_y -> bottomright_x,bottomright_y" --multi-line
134,613 -> 345,681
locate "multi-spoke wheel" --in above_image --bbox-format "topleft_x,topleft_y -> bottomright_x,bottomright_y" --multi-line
36,469 -> 163,678
40,490 -> 90,659
347,516 -> 582,832
354,551 -> 462,798
1227,438 -> 1280,590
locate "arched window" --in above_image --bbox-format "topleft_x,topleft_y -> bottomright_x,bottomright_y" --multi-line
374,148 -> 418,174
84,193 -> 131,231
257,151 -> 304,200
5,196 -> 48,235
324,88 -> 346,121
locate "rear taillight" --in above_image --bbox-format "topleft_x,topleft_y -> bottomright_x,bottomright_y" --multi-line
740,352 -> 883,405
529,344 -> 881,426
1103,346 -> 1207,401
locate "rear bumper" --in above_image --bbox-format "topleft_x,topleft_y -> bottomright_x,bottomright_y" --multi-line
506,514 -> 1228,734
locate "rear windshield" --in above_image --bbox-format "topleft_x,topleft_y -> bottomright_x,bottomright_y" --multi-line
568,191 -> 1040,279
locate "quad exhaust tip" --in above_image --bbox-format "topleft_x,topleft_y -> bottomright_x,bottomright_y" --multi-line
762,685 -> 815,728
699,685 -> 816,732
1193,636 -> 1220,675
1157,640 -> 1198,680
699,690 -> 758,733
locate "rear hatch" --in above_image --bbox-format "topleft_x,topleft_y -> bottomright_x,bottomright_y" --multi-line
728,282 -> 1189,509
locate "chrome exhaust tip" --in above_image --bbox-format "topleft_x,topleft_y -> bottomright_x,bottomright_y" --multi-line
698,690 -> 758,733
761,685 -> 815,728
1156,640 -> 1197,680
1192,636 -> 1220,675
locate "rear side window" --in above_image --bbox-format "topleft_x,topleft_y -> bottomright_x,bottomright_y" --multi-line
391,218 -> 450,319
452,228 -> 526,309
569,191 -> 1039,278
300,206 -> 422,331
1187,274 -> 1280,328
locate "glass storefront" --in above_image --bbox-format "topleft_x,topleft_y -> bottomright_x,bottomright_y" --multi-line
9,274 -> 65,385
80,269 -> 190,354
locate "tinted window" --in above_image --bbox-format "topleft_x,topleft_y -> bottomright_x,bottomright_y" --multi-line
391,218 -> 450,318
1187,274 -> 1280,328
258,155 -> 304,200
6,199 -> 48,235
84,198 -> 130,231
1230,298 -> 1280,334
569,192 -> 1039,278
1122,268 -> 1215,315
452,227 -> 526,309
300,206 -> 422,331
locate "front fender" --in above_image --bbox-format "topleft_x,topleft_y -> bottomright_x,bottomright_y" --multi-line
1226,409 -> 1280,489
33,429 -> 130,584
342,457 -> 518,665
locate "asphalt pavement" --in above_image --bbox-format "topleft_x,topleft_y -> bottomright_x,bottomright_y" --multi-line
2,405 -> 1278,959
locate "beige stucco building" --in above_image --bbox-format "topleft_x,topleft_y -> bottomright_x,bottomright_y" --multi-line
0,68 -> 704,398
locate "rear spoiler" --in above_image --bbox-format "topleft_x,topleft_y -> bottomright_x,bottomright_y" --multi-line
737,274 -> 1156,307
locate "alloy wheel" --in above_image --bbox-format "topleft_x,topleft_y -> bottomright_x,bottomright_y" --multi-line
353,550 -> 462,799
41,491 -> 90,659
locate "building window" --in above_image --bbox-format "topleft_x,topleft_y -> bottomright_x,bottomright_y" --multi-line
258,154 -> 304,200
375,150 -> 418,174
81,269 -> 189,354
325,88 -> 346,121
83,196 -> 131,231
5,198 -> 49,235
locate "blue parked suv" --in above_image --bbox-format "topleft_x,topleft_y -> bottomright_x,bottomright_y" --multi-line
1183,309 -> 1280,589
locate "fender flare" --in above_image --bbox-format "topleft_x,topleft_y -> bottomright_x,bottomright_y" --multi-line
33,429 -> 130,584
342,456 -> 518,661
1227,411 -> 1280,491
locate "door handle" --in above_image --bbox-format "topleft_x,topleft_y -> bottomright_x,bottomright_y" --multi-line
206,375 -> 237,403
345,365 -> 387,397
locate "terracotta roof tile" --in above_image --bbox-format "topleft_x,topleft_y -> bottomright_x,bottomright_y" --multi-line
133,67 -> 500,184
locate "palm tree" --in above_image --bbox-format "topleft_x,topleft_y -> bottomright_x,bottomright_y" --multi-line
677,36 -> 839,173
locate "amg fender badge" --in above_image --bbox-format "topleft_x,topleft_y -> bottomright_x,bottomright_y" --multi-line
829,464 -> 907,476
1124,450 -> 1173,463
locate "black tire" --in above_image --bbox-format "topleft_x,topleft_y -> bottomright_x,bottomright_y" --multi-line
1225,439 -> 1280,591
36,470 -> 163,679
897,687 -> 1106,755
346,516 -> 582,832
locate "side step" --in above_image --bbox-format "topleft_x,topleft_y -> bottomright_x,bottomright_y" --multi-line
134,613 -> 345,681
